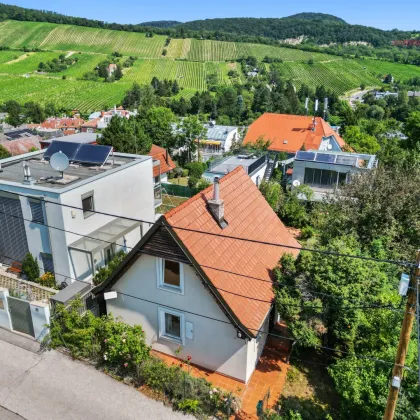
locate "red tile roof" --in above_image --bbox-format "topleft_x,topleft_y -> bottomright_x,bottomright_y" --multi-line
164,167 -> 301,334
28,117 -> 85,131
81,118 -> 100,128
243,113 -> 346,153
1,136 -> 41,156
148,144 -> 176,177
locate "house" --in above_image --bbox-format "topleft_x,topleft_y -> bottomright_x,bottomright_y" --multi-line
408,91 -> 420,98
197,123 -> 239,161
28,117 -> 86,135
243,113 -> 347,155
0,141 -> 155,285
39,132 -> 99,149
82,106 -> 136,132
291,149 -> 377,201
93,167 -> 300,383
0,129 -> 42,156
107,63 -> 117,76
373,91 -> 398,100
148,144 -> 176,207
203,153 -> 268,187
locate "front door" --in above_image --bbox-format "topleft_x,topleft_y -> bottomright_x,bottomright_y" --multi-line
8,296 -> 34,337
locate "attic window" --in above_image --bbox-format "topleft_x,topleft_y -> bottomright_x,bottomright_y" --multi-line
157,258 -> 184,295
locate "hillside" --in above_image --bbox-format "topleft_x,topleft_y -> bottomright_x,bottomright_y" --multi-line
284,13 -> 347,24
0,19 -> 420,113
139,21 -> 182,28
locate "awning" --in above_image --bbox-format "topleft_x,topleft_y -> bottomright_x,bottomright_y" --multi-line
195,139 -> 222,145
68,217 -> 141,254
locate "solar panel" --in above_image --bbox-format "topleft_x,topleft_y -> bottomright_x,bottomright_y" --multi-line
295,151 -> 316,161
335,155 -> 357,166
43,141 -> 81,161
315,153 -> 336,164
72,144 -> 112,165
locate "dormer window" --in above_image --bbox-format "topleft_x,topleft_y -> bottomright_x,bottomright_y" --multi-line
157,258 -> 184,294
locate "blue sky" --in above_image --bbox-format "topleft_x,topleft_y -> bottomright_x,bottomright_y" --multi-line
5,0 -> 420,30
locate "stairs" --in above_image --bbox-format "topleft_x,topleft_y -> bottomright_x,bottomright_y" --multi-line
263,153 -> 278,182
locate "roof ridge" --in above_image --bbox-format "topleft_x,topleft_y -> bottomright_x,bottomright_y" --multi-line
164,166 -> 244,221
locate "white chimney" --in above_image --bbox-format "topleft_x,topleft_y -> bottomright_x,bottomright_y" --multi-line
22,162 -> 34,185
208,177 -> 225,226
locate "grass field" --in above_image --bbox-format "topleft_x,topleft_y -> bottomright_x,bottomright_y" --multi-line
0,19 -> 420,109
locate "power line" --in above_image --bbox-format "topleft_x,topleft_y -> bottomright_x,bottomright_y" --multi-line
0,206 -> 407,309
0,188 -> 415,268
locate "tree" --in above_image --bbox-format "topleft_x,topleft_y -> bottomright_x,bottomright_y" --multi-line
0,144 -> 11,159
4,100 -> 22,127
404,111 -> 420,149
139,106 -> 176,149
176,115 -> 206,162
121,83 -> 142,110
99,116 -> 151,155
44,102 -> 57,117
24,101 -> 45,123
259,181 -> 284,212
342,126 -> 380,154
22,253 -> 40,282
114,64 -> 123,81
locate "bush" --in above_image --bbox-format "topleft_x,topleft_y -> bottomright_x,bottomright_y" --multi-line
167,171 -> 175,179
38,272 -> 55,288
181,169 -> 189,177
196,178 -> 211,191
185,162 -> 206,178
188,176 -> 199,188
22,253 -> 39,282
93,250 -> 126,286
299,226 -> 315,240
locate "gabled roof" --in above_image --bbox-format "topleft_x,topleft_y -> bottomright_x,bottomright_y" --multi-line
204,124 -> 238,142
148,144 -> 176,177
0,136 -> 41,156
243,113 -> 346,153
94,167 -> 300,338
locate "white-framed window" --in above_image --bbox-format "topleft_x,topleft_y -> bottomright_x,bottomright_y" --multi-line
158,307 -> 184,344
81,191 -> 95,218
156,258 -> 184,295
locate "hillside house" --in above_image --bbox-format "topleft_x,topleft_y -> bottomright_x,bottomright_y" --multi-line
197,123 -> 239,161
291,149 -> 377,201
243,113 -> 347,156
107,63 -> 117,76
83,106 -> 136,131
0,141 -> 155,285
28,117 -> 86,136
93,168 -> 300,383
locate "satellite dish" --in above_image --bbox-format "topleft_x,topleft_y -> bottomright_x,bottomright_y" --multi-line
50,151 -> 69,177
292,180 -> 301,187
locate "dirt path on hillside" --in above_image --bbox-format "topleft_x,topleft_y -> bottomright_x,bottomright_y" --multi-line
5,52 -> 33,65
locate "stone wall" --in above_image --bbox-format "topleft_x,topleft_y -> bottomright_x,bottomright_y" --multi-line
0,272 -> 56,302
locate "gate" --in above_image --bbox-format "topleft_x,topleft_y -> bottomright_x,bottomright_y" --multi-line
8,296 -> 34,337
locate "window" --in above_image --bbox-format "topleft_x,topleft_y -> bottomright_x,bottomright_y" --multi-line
81,192 -> 94,218
157,258 -> 184,294
29,199 -> 44,224
158,307 -> 184,344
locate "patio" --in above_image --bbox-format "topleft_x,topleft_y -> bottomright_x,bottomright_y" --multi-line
153,325 -> 292,419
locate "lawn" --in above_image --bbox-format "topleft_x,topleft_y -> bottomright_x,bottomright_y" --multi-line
155,194 -> 189,214
167,176 -> 189,186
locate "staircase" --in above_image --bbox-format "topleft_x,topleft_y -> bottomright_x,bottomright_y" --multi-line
263,153 -> 278,182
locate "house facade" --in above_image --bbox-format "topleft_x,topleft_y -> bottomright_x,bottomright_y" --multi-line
197,124 -> 239,161
82,106 -> 136,132
94,168 -> 300,382
292,149 -> 377,201
0,143 -> 155,285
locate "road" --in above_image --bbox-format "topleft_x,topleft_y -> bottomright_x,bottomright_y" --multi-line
0,339 -> 191,420
345,89 -> 371,108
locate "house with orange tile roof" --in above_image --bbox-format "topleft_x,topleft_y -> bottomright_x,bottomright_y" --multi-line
93,167 -> 300,383
148,144 -> 176,207
28,117 -> 85,136
82,106 -> 136,132
243,113 -> 347,155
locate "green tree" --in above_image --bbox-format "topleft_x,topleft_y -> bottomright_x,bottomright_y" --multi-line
259,180 -> 284,212
342,126 -> 380,154
24,101 -> 45,123
121,83 -> 142,110
4,100 -> 22,127
0,144 -> 11,159
176,115 -> 206,162
114,64 -> 123,81
404,111 -> 420,149
22,253 -> 40,282
139,106 -> 176,149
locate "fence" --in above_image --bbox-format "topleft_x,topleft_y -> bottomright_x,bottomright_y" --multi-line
162,183 -> 200,198
0,271 -> 57,302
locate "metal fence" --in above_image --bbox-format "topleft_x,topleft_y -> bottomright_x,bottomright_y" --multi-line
162,183 -> 200,198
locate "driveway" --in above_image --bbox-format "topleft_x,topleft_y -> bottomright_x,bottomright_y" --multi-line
0,339 -> 191,420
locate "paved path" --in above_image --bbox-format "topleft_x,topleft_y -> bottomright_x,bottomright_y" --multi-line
0,339 -> 191,420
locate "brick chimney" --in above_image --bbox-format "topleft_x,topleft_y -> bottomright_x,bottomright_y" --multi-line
208,177 -> 225,226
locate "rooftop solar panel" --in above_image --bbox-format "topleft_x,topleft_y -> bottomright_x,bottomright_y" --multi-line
315,153 -> 337,164
335,155 -> 358,166
72,144 -> 112,165
43,141 -> 81,161
295,151 -> 316,161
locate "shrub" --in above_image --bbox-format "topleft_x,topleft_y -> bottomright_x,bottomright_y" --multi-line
168,171 -> 175,179
178,399 -> 199,413
299,226 -> 315,240
174,167 -> 183,178
181,168 -> 189,177
93,250 -> 126,286
185,162 -> 206,178
196,178 -> 211,191
188,176 -> 198,188
22,253 -> 39,282
38,272 -> 56,288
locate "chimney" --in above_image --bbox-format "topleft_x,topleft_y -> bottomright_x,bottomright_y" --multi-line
208,177 -> 225,226
22,162 -> 34,185
165,149 -> 169,165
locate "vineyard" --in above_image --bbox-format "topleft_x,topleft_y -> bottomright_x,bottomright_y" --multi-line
0,19 -> 420,110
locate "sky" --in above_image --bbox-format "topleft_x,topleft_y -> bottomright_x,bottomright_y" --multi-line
4,0 -> 420,31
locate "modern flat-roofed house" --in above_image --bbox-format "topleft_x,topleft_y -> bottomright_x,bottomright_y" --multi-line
292,149 -> 377,201
198,123 -> 239,161
203,153 -> 268,187
0,141 -> 155,285
94,167 -> 300,383
243,113 -> 347,155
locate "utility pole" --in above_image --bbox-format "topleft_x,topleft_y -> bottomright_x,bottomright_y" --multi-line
383,250 -> 420,420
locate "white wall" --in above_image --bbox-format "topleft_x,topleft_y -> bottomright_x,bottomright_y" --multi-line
250,163 -> 267,185
223,129 -> 239,152
0,288 -> 12,330
245,316 -> 269,382
106,254 -> 252,382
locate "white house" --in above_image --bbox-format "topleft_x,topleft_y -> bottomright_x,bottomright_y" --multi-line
0,141 -> 155,285
198,123 -> 239,161
93,167 -> 300,383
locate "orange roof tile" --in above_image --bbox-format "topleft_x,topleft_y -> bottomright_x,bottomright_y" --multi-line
1,136 -> 41,156
82,118 -> 100,128
164,167 -> 300,334
243,113 -> 346,153
148,144 -> 176,177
